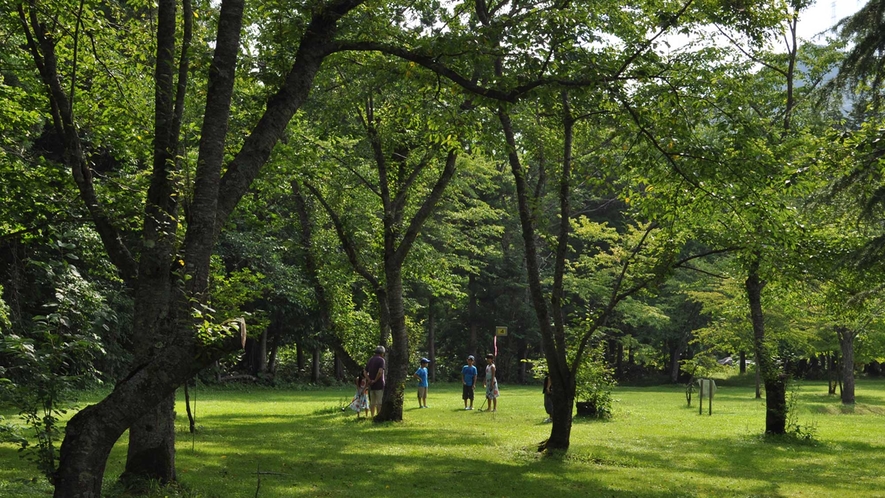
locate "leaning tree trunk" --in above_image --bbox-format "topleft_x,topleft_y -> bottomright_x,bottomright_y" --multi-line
291,179 -> 362,377
54,330 -> 243,497
837,327 -> 856,405
497,101 -> 572,451
745,256 -> 786,434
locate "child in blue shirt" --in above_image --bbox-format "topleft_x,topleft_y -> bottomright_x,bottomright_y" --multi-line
413,358 -> 430,408
461,355 -> 478,410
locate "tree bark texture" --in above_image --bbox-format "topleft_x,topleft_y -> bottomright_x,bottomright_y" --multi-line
54,332 -> 243,498
311,346 -> 321,383
125,0 -> 243,482
837,327 -> 856,404
745,256 -> 786,434
378,269 -> 407,422
122,395 -> 176,484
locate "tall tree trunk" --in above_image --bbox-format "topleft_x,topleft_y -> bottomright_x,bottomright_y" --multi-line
24,0 -> 367,492
126,0 -> 244,485
745,255 -> 786,434
311,346 -> 321,383
377,269 -> 406,421
267,321 -> 281,374
755,350 -> 762,399
468,273 -> 478,355
669,341 -> 685,383
121,0 -> 186,475
497,100 -> 573,451
837,327 -> 856,404
297,342 -> 305,373
428,294 -> 436,383
122,248 -> 177,484
517,336 -> 527,384
305,141 -> 457,423
257,330 -> 268,374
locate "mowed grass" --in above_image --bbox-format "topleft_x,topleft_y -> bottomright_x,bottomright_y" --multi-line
3,379 -> 885,497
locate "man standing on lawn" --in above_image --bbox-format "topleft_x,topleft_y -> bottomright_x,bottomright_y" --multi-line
366,346 -> 386,418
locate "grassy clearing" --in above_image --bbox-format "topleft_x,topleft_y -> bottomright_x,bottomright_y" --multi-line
3,379 -> 885,497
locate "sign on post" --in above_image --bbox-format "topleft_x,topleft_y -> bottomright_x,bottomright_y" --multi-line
697,378 -> 716,415
495,326 -> 508,336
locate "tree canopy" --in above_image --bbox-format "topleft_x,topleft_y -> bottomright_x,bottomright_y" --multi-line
1,0 -> 884,495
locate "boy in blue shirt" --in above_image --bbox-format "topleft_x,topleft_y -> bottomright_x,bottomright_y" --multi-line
461,355 -> 478,410
414,358 -> 430,408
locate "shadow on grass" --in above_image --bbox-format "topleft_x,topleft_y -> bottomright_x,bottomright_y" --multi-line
171,398 -> 885,498
176,406 -> 735,497
12,383 -> 885,497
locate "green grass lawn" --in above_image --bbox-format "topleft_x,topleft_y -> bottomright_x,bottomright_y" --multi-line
3,379 -> 885,497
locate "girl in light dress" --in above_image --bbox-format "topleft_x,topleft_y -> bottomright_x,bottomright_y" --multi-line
484,353 -> 499,412
349,369 -> 369,418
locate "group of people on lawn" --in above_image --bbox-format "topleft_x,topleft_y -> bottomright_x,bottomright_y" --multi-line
348,346 -> 499,417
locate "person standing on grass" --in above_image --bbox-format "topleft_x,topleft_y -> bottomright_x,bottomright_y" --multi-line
414,357 -> 430,408
349,369 -> 369,418
543,374 -> 553,423
366,345 -> 386,418
461,355 -> 478,410
484,353 -> 498,412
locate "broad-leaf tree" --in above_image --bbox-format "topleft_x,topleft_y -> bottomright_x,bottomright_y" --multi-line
13,0 -> 372,494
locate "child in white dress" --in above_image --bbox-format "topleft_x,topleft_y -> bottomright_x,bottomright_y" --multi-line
349,370 -> 369,418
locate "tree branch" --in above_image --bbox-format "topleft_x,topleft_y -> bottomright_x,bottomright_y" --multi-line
17,1 -> 138,284
302,181 -> 382,291
215,0 -> 367,235
390,150 -> 458,269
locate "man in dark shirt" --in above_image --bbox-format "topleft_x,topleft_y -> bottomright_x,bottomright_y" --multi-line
366,346 -> 386,417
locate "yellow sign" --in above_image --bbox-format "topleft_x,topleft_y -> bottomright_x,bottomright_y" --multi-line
495,326 -> 508,337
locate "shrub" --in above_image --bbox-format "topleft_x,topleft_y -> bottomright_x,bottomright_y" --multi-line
574,344 -> 616,419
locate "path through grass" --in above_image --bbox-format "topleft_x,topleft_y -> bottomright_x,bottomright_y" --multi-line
2,379 -> 885,497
